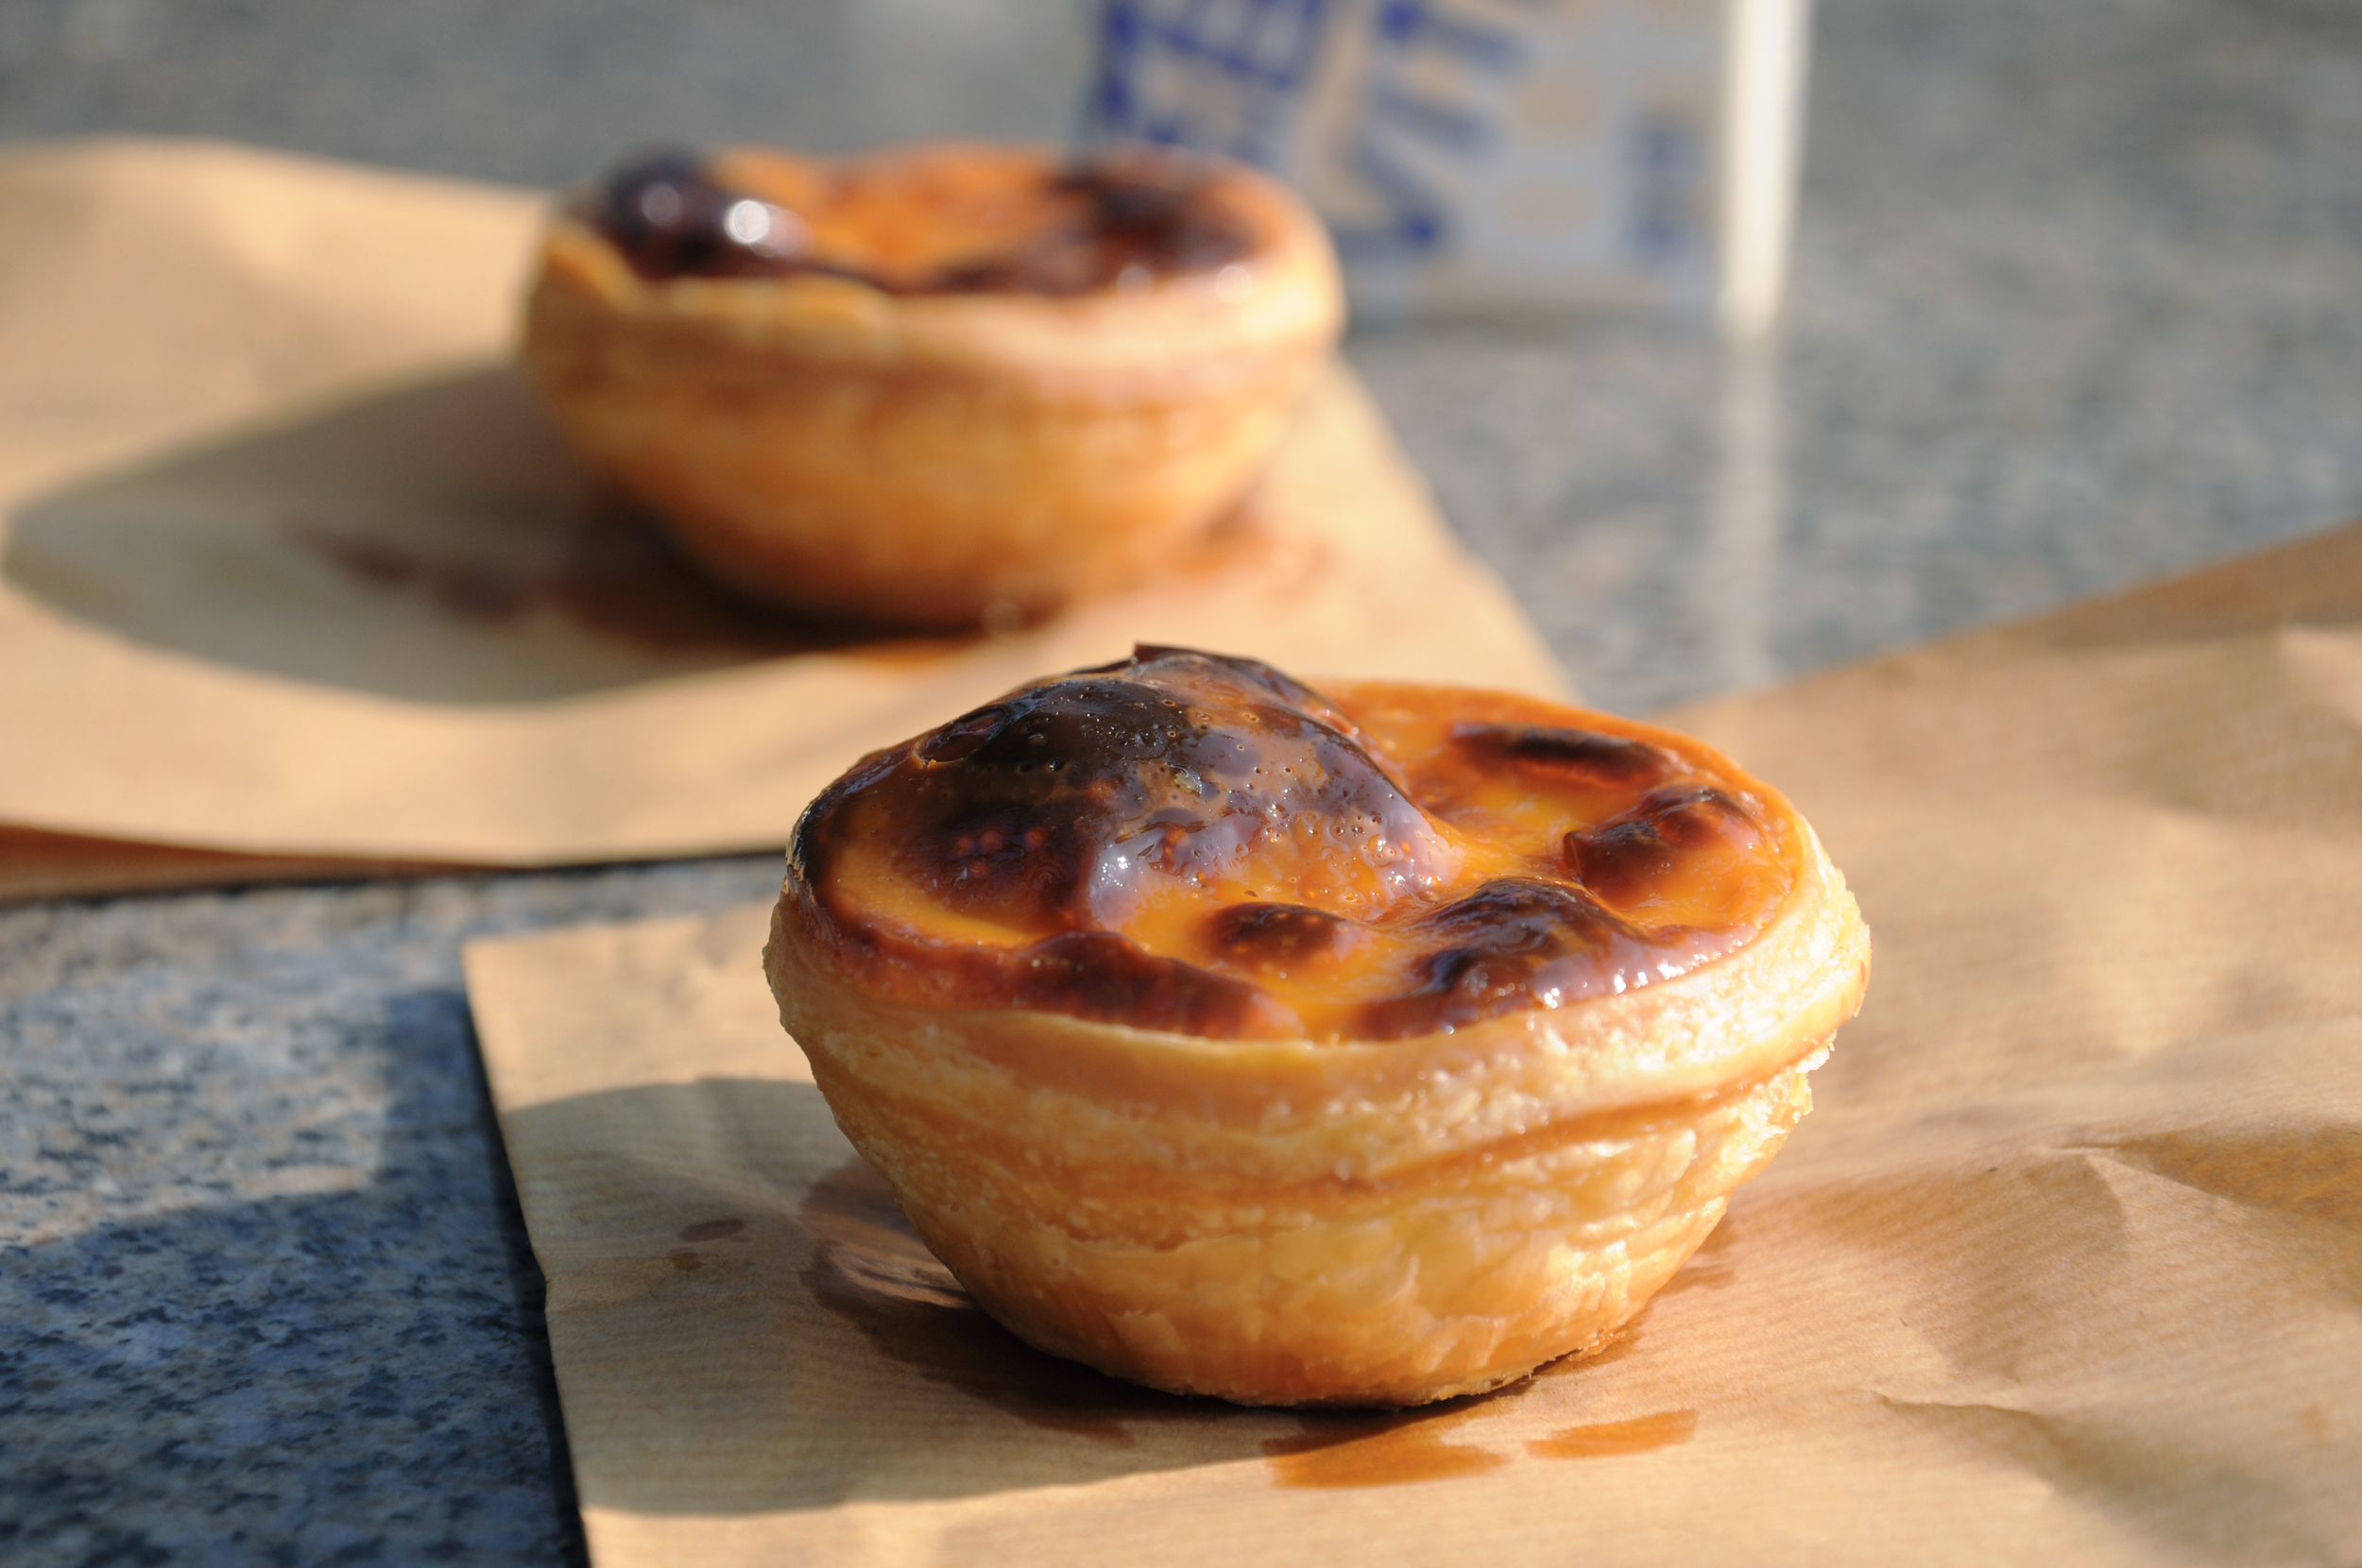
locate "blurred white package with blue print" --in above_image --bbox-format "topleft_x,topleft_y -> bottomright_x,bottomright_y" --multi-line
1085,0 -> 1808,332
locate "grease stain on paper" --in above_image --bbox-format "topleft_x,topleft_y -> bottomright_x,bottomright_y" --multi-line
1263,1402 -> 1509,1489
1527,1408 -> 1698,1458
287,482 -> 1287,663
2100,1124 -> 2362,1225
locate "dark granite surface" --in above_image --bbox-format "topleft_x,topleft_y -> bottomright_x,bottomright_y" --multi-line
2,863 -> 783,1564
3,0 -> 2360,1562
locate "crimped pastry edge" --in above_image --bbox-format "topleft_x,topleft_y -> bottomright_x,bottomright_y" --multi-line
768,838 -> 1862,1181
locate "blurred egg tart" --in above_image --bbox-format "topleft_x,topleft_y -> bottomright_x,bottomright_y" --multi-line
520,145 -> 1343,628
765,647 -> 1869,1406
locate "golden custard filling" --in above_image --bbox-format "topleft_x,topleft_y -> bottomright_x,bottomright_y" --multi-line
787,647 -> 1795,1043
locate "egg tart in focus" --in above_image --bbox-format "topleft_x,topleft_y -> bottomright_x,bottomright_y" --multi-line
520,145 -> 1343,628
765,647 -> 1870,1406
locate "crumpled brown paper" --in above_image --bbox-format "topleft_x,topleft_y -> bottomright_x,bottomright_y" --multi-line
467,520 -> 2362,1566
0,138 -> 1562,900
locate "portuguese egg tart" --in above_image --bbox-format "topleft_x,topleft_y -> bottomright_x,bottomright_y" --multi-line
520,144 -> 1343,628
764,647 -> 1869,1406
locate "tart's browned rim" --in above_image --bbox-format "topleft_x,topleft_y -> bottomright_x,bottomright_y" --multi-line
769,856 -> 1862,1166
766,685 -> 1872,1170
525,142 -> 1344,378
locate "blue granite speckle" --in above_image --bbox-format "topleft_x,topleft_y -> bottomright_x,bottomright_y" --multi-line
0,863 -> 781,1567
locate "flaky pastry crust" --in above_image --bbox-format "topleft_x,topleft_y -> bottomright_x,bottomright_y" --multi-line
765,650 -> 1869,1406
519,145 -> 1344,627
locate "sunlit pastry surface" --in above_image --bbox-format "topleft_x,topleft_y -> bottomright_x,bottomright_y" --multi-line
766,648 -> 1871,1406
521,146 -> 1342,628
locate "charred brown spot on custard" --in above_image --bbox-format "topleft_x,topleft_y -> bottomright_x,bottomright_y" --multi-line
791,647 -> 1439,1026
1563,785 -> 1762,905
1451,723 -> 1678,786
864,674 -> 1205,935
933,164 -> 1255,295
1210,902 -> 1351,966
1009,930 -> 1291,1035
583,148 -> 1253,295
813,666 -> 1209,935
913,808 -> 1086,923
1358,879 -> 1669,1036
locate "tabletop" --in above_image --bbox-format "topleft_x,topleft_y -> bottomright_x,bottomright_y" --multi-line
5,0 -> 2360,1561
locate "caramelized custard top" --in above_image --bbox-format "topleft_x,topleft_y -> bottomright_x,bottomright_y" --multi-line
786,648 -> 1798,1042
581,145 -> 1256,295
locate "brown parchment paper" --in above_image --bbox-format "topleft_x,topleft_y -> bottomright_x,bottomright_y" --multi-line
466,520 -> 2362,1566
0,138 -> 1563,900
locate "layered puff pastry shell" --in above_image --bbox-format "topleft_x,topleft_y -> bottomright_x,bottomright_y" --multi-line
520,145 -> 1343,628
765,648 -> 1870,1406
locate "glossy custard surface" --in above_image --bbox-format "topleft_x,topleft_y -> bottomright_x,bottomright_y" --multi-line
787,649 -> 1797,1042
583,145 -> 1254,295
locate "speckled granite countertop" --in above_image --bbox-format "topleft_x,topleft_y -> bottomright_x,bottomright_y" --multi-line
5,0 -> 2360,1561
